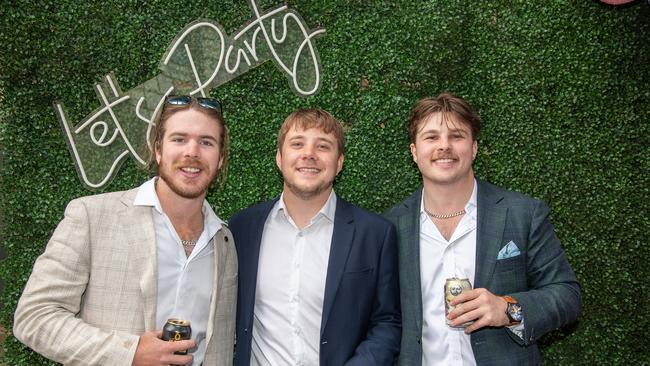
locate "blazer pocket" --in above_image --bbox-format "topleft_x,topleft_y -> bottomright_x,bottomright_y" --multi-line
343,267 -> 373,279
494,255 -> 524,273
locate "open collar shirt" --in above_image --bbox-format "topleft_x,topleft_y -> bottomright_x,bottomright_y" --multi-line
134,177 -> 223,366
251,190 -> 337,366
419,180 -> 478,366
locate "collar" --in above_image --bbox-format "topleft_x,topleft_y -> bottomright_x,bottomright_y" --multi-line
420,179 -> 478,222
133,177 -> 225,229
272,189 -> 337,227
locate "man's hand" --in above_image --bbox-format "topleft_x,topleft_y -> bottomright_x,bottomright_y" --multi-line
447,288 -> 510,334
132,330 -> 196,366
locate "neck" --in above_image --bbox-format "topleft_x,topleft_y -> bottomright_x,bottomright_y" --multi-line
422,174 -> 475,214
282,186 -> 332,229
155,179 -> 205,228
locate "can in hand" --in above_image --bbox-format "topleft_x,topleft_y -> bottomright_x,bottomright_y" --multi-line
161,318 -> 192,355
444,277 -> 473,327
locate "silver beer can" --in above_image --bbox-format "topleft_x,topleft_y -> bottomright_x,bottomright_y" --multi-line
444,277 -> 473,327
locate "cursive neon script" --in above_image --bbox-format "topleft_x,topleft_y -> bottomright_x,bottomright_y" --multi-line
55,0 -> 325,189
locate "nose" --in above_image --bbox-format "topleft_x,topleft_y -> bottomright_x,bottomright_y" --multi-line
184,139 -> 200,158
301,143 -> 317,160
437,136 -> 450,150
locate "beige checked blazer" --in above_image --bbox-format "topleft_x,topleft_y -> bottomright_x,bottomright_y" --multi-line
13,188 -> 237,365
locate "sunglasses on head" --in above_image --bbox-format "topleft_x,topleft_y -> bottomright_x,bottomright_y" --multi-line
166,95 -> 223,115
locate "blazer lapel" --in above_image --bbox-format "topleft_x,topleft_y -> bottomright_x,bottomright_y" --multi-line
474,180 -> 507,289
120,190 -> 158,331
320,197 -> 354,335
205,228 -> 229,346
396,189 -> 424,334
241,200 -> 278,330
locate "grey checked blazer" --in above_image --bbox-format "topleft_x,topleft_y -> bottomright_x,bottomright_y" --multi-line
384,179 -> 581,366
14,188 -> 237,366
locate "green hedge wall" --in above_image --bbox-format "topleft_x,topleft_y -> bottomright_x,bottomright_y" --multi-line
1,1 -> 648,365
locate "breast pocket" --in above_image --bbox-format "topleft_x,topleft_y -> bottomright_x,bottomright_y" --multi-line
494,255 -> 525,274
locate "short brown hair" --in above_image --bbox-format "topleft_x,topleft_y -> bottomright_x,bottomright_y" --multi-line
147,97 -> 230,187
277,108 -> 344,155
408,93 -> 481,143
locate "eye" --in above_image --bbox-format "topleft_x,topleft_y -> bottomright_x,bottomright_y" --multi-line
317,143 -> 331,150
171,137 -> 185,143
200,139 -> 215,147
290,141 -> 303,148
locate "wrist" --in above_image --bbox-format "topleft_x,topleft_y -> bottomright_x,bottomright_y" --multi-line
501,295 -> 523,325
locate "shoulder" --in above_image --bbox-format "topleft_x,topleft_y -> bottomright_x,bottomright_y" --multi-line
229,198 -> 278,226
337,196 -> 395,229
383,188 -> 422,219
477,179 -> 548,213
66,188 -> 138,212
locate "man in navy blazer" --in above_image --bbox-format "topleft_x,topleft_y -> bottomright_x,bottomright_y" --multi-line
229,109 -> 401,365
384,93 -> 581,365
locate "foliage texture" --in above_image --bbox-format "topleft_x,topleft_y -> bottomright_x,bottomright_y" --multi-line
1,1 -> 648,365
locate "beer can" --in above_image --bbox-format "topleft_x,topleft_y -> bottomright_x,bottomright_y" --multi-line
444,277 -> 473,327
161,318 -> 192,355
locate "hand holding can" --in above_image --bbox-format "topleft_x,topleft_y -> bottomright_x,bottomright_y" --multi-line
445,277 -> 474,328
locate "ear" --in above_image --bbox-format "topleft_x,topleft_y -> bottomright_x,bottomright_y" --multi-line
410,143 -> 417,162
155,142 -> 162,165
472,140 -> 478,161
218,154 -> 224,170
275,149 -> 282,170
336,153 -> 344,175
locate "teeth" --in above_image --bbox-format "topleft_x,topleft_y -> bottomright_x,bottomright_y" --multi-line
182,167 -> 200,173
299,168 -> 319,173
435,159 -> 454,163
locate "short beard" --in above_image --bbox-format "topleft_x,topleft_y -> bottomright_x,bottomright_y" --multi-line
159,165 -> 216,199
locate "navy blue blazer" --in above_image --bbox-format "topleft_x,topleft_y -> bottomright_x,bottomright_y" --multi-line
229,194 -> 401,366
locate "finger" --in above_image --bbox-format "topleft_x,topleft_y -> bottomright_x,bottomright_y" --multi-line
450,289 -> 481,305
451,308 -> 481,327
165,339 -> 196,352
163,353 -> 193,365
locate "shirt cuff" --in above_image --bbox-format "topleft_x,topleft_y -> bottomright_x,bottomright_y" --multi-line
507,318 -> 525,339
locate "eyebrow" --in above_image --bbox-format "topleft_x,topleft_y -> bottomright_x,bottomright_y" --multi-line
168,132 -> 219,143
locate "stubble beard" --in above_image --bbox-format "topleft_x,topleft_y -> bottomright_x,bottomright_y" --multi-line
284,176 -> 334,201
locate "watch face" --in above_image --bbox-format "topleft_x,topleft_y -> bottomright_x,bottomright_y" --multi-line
509,303 -> 523,322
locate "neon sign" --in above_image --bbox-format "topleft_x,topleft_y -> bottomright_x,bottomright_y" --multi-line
55,0 -> 325,189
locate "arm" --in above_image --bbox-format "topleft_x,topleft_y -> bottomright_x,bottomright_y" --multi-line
448,200 -> 581,344
345,223 -> 402,366
13,198 -> 196,365
506,200 -> 582,344
13,198 -> 139,365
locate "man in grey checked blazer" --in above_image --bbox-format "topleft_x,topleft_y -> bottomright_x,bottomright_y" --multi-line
384,93 -> 581,365
14,96 -> 237,366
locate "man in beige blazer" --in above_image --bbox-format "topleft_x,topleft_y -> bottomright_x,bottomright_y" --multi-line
14,96 -> 237,366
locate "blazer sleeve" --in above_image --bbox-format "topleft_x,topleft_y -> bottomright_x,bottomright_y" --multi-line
13,198 -> 139,366
507,200 -> 582,345
345,222 -> 402,365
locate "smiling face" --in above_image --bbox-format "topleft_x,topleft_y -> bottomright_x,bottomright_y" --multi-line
155,108 -> 224,200
410,112 -> 477,187
276,126 -> 344,201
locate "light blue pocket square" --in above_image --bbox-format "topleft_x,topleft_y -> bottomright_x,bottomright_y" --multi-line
497,241 -> 521,260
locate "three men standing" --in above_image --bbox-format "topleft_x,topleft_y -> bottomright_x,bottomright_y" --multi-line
229,109 -> 401,365
384,93 -> 581,365
14,96 -> 237,365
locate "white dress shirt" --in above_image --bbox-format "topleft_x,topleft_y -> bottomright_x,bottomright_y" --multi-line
419,181 -> 478,366
134,178 -> 223,366
251,191 -> 337,366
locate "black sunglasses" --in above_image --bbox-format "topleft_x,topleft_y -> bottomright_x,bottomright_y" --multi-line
166,95 -> 223,115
